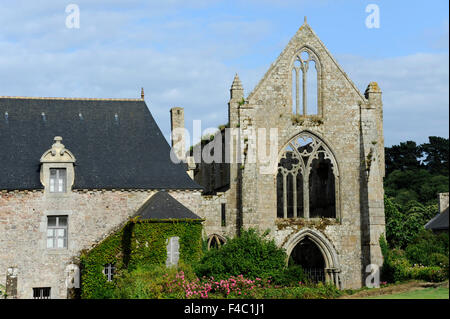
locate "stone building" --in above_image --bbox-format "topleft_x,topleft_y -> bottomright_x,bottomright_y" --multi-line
0,97 -> 205,299
175,20 -> 386,289
0,21 -> 386,298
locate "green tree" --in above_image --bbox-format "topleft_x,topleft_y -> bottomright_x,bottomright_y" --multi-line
420,136 -> 449,175
384,196 -> 438,249
385,141 -> 423,175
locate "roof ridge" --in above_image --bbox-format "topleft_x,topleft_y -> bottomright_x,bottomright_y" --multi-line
0,95 -> 144,101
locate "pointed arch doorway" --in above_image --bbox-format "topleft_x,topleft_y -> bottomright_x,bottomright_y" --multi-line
284,229 -> 341,288
290,236 -> 326,283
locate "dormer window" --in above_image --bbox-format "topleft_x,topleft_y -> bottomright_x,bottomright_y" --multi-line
40,136 -> 76,194
49,168 -> 67,193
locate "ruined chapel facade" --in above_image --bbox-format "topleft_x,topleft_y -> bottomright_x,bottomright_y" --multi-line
0,22 -> 385,298
177,21 -> 386,289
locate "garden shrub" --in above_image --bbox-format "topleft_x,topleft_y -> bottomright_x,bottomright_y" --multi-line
194,228 -> 287,281
405,230 -> 449,267
113,263 -> 197,299
269,264 -> 309,287
0,284 -> 6,299
121,269 -> 341,299
380,232 -> 449,283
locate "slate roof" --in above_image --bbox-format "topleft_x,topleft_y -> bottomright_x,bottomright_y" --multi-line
0,97 -> 202,191
134,191 -> 202,220
425,207 -> 449,231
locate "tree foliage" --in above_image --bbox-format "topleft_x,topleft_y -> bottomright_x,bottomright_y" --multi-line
194,229 -> 287,281
384,136 -> 449,206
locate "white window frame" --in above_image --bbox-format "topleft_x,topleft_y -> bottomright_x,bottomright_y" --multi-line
47,216 -> 68,249
49,168 -> 67,193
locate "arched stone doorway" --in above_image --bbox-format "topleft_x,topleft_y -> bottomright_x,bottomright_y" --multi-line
283,228 -> 341,288
290,237 -> 326,283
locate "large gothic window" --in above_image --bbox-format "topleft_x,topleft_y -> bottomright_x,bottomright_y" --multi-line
292,48 -> 320,116
277,132 -> 338,219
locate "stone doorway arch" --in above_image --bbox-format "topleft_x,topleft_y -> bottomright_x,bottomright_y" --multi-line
283,228 -> 341,288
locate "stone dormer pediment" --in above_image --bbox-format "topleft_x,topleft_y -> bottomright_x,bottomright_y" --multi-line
40,136 -> 76,164
40,136 -> 76,194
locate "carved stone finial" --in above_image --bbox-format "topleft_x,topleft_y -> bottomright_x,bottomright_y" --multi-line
51,136 -> 66,156
231,73 -> 243,91
141,87 -> 144,99
230,73 -> 244,100
41,136 -> 76,163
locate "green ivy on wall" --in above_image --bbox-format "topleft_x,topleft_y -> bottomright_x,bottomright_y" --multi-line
80,219 -> 203,299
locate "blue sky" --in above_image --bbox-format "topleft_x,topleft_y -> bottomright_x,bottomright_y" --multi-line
0,0 -> 448,147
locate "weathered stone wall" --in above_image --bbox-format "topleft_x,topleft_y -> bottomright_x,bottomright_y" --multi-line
0,189 -> 203,299
193,23 -> 385,289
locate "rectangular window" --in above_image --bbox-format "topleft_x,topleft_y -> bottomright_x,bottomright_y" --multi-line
47,216 -> 68,249
49,168 -> 67,193
33,287 -> 51,299
103,264 -> 116,282
221,203 -> 226,227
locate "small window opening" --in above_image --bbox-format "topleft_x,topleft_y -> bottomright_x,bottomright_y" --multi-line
221,203 -> 226,227
33,287 -> 51,299
49,168 -> 67,193
103,263 -> 116,282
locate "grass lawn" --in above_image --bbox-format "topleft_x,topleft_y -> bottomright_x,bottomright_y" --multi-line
369,287 -> 449,299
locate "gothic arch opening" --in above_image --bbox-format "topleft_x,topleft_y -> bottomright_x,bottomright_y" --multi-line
289,236 -> 325,283
207,234 -> 226,250
284,229 -> 341,287
291,47 -> 321,116
277,132 -> 339,219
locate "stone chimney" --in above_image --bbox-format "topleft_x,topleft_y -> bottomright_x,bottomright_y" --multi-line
170,107 -> 186,162
229,73 -> 244,129
439,193 -> 449,213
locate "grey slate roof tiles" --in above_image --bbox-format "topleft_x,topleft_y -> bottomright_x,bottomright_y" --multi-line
425,207 -> 449,231
134,191 -> 202,220
0,97 -> 202,191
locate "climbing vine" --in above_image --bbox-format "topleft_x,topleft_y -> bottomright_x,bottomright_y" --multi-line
80,219 -> 203,299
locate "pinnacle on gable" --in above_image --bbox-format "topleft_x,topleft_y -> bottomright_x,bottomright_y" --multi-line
231,73 -> 243,91
365,82 -> 381,96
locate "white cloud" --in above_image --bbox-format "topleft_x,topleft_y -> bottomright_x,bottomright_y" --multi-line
337,52 -> 449,146
0,1 -> 448,149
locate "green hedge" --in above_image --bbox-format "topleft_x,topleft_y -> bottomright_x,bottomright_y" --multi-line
380,233 -> 449,283
80,219 -> 203,299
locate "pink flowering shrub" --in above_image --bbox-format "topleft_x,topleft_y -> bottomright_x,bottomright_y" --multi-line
164,272 -> 275,299
113,266 -> 340,299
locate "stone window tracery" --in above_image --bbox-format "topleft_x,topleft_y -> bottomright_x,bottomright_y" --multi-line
292,48 -> 321,116
207,234 -> 226,250
277,132 -> 338,219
